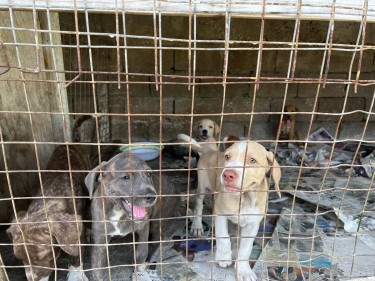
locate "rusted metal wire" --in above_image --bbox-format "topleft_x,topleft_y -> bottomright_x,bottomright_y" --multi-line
1,1 -> 375,281
354,0 -> 369,93
254,0 -> 265,91
64,0 -> 82,88
289,0 -> 302,82
0,33 -> 10,75
322,0 -> 337,88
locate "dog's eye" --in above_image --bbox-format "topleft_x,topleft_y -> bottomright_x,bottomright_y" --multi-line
225,155 -> 230,160
248,158 -> 256,163
199,125 -> 202,128
209,126 -> 213,129
123,175 -> 130,180
147,172 -> 152,177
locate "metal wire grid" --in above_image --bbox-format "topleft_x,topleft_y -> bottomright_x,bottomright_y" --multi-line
0,1 -> 375,281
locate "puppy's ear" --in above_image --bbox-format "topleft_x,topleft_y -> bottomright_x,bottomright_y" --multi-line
6,211 -> 27,241
266,151 -> 281,198
214,122 -> 220,138
49,213 -> 83,256
85,161 -> 108,198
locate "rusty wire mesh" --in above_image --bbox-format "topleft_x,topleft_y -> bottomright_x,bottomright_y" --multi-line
0,1 -> 375,281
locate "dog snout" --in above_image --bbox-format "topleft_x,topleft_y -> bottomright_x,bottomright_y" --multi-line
202,129 -> 208,135
222,169 -> 238,184
286,115 -> 291,120
144,190 -> 157,203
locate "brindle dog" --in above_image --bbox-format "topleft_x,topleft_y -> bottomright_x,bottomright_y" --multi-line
85,152 -> 179,281
7,116 -> 92,281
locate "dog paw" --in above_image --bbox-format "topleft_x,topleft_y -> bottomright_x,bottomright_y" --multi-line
218,260 -> 232,268
67,266 -> 89,281
190,218 -> 204,237
236,262 -> 257,281
190,227 -> 204,237
215,248 -> 232,268
136,264 -> 146,272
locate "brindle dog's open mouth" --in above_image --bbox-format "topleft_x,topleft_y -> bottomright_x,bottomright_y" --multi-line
122,199 -> 147,220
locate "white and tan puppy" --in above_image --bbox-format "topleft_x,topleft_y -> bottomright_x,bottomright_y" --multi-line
215,141 -> 281,281
177,135 -> 281,280
194,119 -> 220,151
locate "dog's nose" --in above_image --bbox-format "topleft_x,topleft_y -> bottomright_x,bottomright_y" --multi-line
202,129 -> 207,135
222,170 -> 237,183
144,191 -> 157,203
286,115 -> 291,120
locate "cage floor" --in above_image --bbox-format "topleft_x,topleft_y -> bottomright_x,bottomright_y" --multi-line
1,146 -> 375,280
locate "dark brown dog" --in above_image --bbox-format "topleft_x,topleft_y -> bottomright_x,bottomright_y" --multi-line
7,116 -> 92,281
278,104 -> 302,145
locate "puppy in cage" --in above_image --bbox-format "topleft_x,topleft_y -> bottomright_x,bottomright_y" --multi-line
278,104 -> 302,146
178,135 -> 281,280
84,152 -> 179,281
194,119 -> 220,152
6,116 -> 92,281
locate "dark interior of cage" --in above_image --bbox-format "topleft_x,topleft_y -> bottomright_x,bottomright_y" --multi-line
1,11 -> 375,281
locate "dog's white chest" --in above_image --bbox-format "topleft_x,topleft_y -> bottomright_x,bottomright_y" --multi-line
108,209 -> 126,236
282,124 -> 291,134
227,205 -> 262,227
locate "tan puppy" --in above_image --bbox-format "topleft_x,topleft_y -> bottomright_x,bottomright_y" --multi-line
278,104 -> 302,145
194,119 -> 220,151
215,141 -> 281,281
177,135 -> 281,280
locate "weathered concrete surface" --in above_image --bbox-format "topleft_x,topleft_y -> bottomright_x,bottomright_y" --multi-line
57,14 -> 375,142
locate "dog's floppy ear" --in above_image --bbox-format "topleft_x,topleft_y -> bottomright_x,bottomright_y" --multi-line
266,151 -> 281,198
85,161 -> 108,198
214,122 -> 220,138
6,211 -> 27,241
49,213 -> 83,256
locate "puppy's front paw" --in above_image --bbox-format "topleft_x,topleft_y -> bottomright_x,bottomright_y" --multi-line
236,262 -> 257,281
219,260 -> 232,268
190,227 -> 203,237
67,266 -> 89,281
136,264 -> 146,272
190,218 -> 204,237
215,247 -> 232,268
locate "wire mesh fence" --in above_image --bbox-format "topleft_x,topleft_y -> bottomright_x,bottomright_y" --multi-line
0,1 -> 375,281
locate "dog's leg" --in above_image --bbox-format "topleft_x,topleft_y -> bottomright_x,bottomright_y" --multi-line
67,235 -> 88,281
215,215 -> 232,268
135,222 -> 150,272
90,224 -> 109,281
235,222 -> 259,281
191,194 -> 205,237
147,220 -> 160,262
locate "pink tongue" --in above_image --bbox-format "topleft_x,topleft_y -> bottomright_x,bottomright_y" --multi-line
131,204 -> 146,218
287,119 -> 291,125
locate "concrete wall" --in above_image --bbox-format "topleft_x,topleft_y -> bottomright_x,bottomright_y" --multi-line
0,11 -> 68,222
60,13 -> 375,142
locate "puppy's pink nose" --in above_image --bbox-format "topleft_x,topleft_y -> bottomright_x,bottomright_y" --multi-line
222,169 -> 237,184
